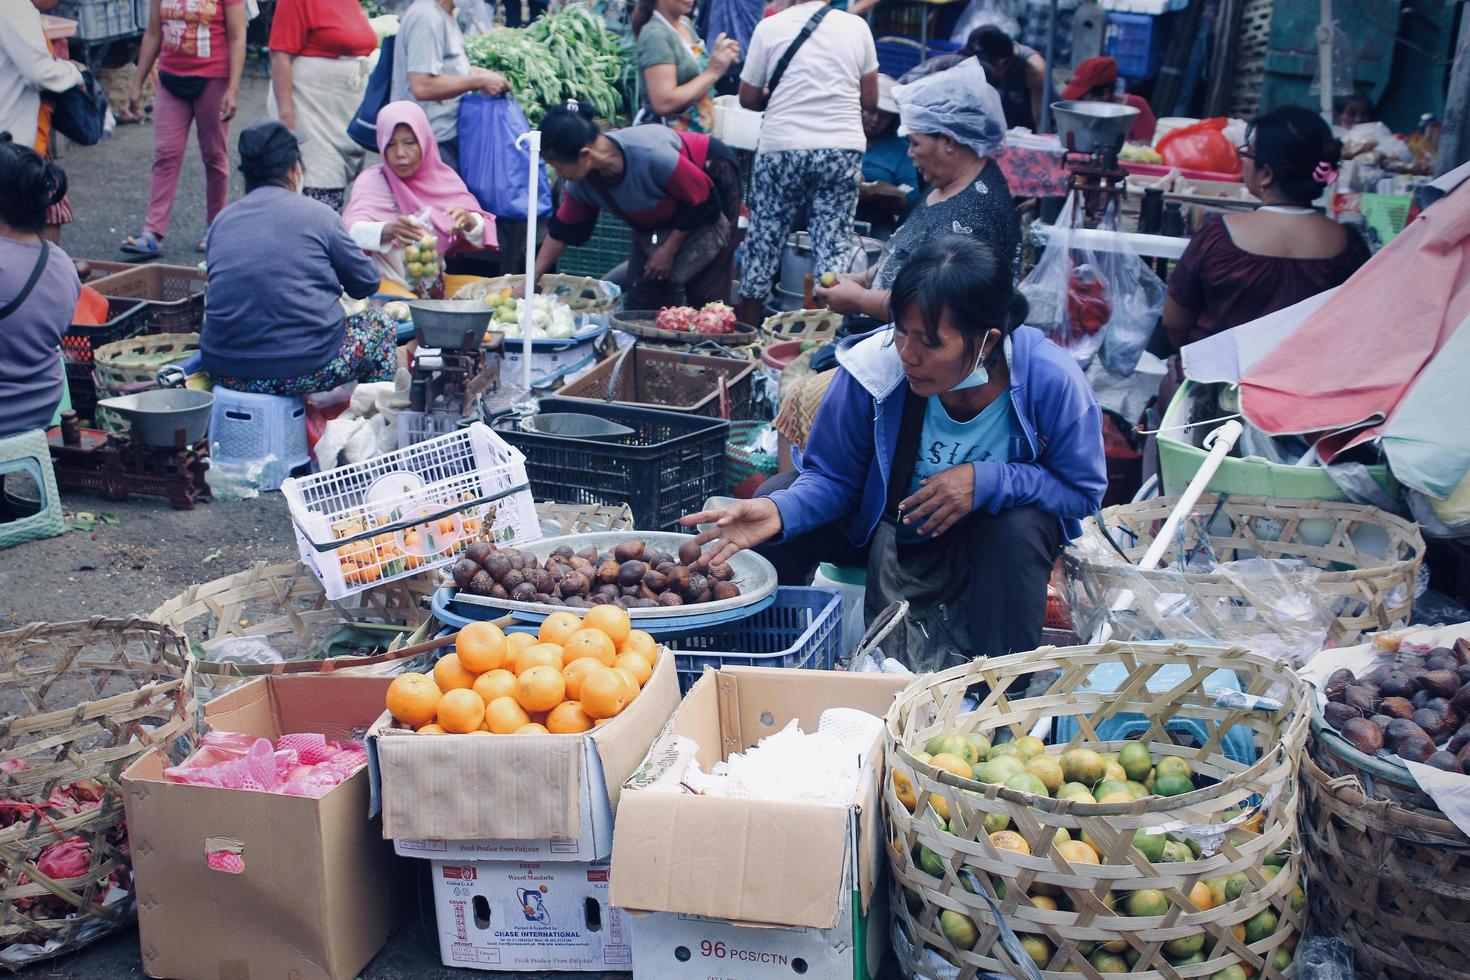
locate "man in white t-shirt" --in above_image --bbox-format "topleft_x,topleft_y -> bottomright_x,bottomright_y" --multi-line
734,0 -> 878,325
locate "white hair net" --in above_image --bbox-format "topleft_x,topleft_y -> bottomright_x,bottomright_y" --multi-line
893,58 -> 1006,157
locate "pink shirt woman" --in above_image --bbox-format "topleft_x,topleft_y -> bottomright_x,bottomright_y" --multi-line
344,101 -> 496,295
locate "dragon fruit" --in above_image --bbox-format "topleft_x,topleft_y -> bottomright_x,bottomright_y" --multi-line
655,306 -> 700,332
694,301 -> 738,335
37,837 -> 91,881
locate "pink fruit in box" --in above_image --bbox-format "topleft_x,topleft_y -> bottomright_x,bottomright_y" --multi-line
655,306 -> 699,332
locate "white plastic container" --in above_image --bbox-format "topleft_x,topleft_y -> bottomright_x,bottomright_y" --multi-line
812,562 -> 868,659
713,95 -> 762,151
281,422 -> 539,600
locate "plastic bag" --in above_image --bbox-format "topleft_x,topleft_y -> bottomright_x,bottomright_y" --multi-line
1021,192 -> 1164,373
457,94 -> 553,223
1155,117 -> 1241,175
1293,935 -> 1353,979
397,208 -> 441,292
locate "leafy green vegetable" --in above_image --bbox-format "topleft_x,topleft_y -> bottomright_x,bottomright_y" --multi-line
464,4 -> 628,124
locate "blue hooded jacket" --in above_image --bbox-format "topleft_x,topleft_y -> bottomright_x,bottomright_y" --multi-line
768,325 -> 1108,546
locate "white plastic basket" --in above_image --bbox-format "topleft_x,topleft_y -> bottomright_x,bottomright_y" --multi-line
281,422 -> 539,600
713,95 -> 762,152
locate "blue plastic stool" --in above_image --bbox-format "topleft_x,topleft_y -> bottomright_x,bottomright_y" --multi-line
1051,662 -> 1259,765
0,430 -> 66,549
208,388 -> 309,491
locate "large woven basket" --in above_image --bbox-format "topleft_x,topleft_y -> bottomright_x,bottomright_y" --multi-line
1061,495 -> 1425,650
148,560 -> 435,699
0,618 -> 196,968
92,332 -> 199,391
885,640 -> 1310,979
1301,720 -> 1470,979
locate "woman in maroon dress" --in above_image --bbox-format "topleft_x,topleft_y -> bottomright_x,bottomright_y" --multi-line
1163,106 -> 1369,349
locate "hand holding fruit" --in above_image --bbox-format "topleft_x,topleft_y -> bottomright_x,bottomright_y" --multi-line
813,274 -> 869,315
445,206 -> 478,236
899,464 -> 974,538
382,216 -> 424,248
681,498 -> 783,569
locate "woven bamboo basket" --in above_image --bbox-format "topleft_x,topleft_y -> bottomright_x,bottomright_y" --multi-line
92,332 -> 199,391
451,273 -> 621,315
760,308 -> 840,345
0,618 -> 196,967
535,501 -> 636,536
885,641 -> 1310,979
1300,725 -> 1470,979
1061,495 -> 1425,649
148,560 -> 435,699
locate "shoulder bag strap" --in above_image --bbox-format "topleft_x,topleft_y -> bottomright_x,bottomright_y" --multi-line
763,5 -> 832,104
0,241 -> 51,323
884,387 -> 927,521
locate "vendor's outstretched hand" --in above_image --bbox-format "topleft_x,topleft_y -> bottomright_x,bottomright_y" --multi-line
813,276 -> 869,315
899,464 -> 974,538
680,498 -> 783,568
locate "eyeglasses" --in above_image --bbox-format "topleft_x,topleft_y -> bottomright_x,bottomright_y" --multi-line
1236,144 -> 1255,160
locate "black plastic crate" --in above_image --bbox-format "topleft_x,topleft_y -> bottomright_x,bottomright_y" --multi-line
61,297 -> 148,367
492,397 -> 729,531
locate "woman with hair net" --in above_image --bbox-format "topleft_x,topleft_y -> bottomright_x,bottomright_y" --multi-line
815,59 -> 1020,320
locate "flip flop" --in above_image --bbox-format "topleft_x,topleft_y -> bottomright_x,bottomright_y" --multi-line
120,230 -> 162,256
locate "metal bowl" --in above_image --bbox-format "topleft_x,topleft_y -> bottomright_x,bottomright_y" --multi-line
1052,100 -> 1142,155
408,300 -> 496,351
96,388 -> 214,448
451,530 -> 778,621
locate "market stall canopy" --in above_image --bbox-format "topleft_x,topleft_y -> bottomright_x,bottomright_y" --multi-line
1378,312 -> 1470,498
1180,289 -> 1335,385
1235,175 -> 1470,463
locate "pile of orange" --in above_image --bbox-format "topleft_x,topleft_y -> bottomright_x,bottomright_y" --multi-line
384,604 -> 657,736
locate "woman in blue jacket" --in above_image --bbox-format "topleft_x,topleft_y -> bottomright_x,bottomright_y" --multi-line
685,234 -> 1106,662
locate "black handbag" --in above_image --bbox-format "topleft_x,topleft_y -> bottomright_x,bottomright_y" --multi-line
50,70 -> 109,146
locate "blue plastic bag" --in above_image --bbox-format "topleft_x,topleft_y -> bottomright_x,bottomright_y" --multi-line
457,94 -> 552,222
346,35 -> 394,152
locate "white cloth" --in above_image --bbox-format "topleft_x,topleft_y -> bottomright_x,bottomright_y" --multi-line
267,54 -> 371,189
0,0 -> 83,150
739,0 -> 877,153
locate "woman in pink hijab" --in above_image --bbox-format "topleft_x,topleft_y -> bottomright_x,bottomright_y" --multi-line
345,101 -> 496,295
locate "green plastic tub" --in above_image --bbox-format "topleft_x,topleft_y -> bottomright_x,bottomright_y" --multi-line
1158,380 -> 1396,501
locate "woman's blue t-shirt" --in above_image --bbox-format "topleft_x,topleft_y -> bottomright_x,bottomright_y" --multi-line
899,392 -> 1014,540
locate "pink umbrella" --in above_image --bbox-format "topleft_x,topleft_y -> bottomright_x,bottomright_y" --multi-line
1237,178 -> 1470,461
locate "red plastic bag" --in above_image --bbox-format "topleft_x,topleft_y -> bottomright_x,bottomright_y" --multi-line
1155,118 -> 1241,176
71,285 -> 108,326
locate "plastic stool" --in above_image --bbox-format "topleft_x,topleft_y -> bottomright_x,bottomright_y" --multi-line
208,388 -> 309,491
813,563 -> 868,658
0,430 -> 66,548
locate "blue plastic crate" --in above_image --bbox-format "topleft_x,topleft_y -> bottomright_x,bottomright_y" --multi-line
1105,11 -> 1163,79
661,586 -> 842,693
875,37 -> 961,80
1051,661 -> 1258,765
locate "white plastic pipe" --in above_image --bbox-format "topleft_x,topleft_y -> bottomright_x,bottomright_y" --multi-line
1089,419 -> 1244,644
515,130 -> 542,395
1137,419 -> 1243,572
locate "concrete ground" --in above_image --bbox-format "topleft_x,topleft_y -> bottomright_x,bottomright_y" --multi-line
17,74 -> 629,980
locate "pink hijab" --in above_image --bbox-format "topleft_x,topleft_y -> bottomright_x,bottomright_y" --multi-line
344,101 -> 496,253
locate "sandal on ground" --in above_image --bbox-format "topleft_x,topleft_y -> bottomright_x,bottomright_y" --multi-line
120,230 -> 162,256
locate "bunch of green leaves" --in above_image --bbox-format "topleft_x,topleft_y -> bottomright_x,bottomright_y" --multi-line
464,4 -> 628,124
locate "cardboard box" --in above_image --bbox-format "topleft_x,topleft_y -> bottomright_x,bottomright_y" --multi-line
123,675 -> 408,980
368,647 -> 680,851
610,667 -> 909,979
429,858 -> 633,972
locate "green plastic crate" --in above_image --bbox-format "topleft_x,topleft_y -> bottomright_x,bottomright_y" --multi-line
1158,380 -> 1395,501
558,212 -> 632,279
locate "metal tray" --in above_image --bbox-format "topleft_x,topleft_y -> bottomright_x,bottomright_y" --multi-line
450,530 -> 777,622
